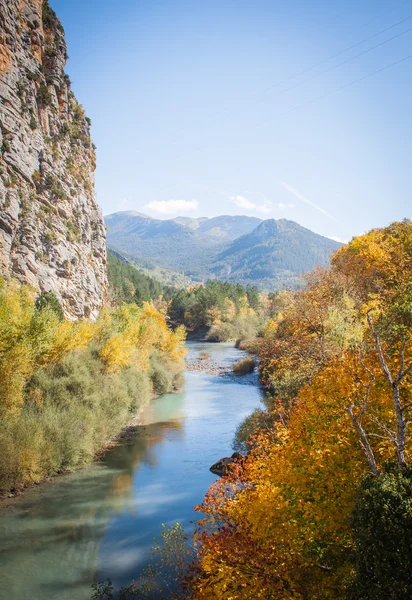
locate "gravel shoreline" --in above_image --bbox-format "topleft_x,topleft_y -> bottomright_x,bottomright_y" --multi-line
186,357 -> 229,376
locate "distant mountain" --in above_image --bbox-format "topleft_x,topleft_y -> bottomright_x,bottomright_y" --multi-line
198,215 -> 262,240
172,217 -> 208,230
105,211 -> 342,290
105,212 -> 261,280
211,218 -> 341,289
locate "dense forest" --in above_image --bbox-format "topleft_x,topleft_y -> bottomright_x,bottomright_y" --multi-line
107,251 -> 164,305
167,280 -> 270,340
189,219 -> 412,599
108,251 -> 272,342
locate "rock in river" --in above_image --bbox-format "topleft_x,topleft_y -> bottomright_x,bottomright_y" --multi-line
210,452 -> 244,476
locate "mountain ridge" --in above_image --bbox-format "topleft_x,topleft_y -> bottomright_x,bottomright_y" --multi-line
105,211 -> 342,290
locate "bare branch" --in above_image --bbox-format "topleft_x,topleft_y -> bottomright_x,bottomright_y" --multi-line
344,404 -> 381,476
370,415 -> 396,440
367,312 -> 408,471
400,361 -> 412,382
367,313 -> 393,385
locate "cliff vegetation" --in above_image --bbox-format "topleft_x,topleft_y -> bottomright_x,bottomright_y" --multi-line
0,0 -> 107,319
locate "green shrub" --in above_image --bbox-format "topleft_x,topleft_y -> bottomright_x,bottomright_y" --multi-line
207,322 -> 235,342
44,174 -> 67,199
37,86 -> 52,106
268,370 -> 308,403
42,0 -> 59,30
238,338 -> 261,354
1,139 -> 11,154
149,351 -> 184,395
232,356 -> 256,375
0,349 -> 153,492
207,315 -> 264,343
349,468 -> 412,600
35,291 -> 64,321
233,408 -> 273,453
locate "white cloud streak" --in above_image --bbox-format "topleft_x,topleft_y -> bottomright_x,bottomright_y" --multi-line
281,181 -> 341,223
230,195 -> 272,214
144,199 -> 199,215
278,202 -> 296,210
328,235 -> 348,244
230,195 -> 297,215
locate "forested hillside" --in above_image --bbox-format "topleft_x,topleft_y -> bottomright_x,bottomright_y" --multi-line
211,218 -> 341,289
105,212 -> 341,289
107,251 -> 163,305
107,251 -> 272,341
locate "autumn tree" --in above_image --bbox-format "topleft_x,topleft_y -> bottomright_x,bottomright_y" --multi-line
191,220 -> 412,600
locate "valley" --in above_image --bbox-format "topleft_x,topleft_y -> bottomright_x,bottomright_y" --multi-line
0,1 -> 410,600
105,211 -> 341,290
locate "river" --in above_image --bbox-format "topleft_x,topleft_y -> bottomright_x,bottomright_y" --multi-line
0,342 -> 263,600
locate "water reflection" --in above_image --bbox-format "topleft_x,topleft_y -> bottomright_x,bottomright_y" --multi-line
0,343 -> 263,600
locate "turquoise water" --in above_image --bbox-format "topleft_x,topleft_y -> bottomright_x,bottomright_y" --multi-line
0,342 -> 263,600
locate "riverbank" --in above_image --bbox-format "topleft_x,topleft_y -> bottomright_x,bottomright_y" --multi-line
0,341 -> 264,600
0,401 -> 149,502
186,344 -> 258,385
1,343 -> 252,502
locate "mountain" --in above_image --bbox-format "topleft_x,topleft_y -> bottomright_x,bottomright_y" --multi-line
105,211 -> 342,290
172,216 -> 208,230
105,212 -> 261,279
211,219 -> 341,289
0,0 -> 107,319
198,215 -> 262,240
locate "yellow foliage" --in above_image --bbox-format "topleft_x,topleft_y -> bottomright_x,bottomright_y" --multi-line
0,280 -> 186,415
98,302 -> 186,373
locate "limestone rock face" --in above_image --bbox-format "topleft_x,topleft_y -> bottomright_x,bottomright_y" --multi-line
0,0 -> 107,319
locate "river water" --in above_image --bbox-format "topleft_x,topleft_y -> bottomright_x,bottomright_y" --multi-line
0,342 -> 263,600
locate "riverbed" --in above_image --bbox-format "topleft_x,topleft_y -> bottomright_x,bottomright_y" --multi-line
0,342 -> 263,600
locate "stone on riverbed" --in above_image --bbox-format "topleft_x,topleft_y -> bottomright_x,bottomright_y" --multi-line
210,452 -> 244,476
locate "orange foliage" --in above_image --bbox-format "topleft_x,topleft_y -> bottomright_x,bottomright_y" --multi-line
192,220 -> 412,599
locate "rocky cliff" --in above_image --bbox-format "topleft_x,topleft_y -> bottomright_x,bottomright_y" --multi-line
0,0 -> 107,319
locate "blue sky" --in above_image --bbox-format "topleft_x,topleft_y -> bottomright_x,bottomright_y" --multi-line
52,0 -> 411,242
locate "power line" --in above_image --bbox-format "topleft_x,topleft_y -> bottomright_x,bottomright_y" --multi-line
154,52 -> 412,195
250,23 -> 412,112
251,53 -> 412,132
163,11 -> 412,147
253,13 -> 412,100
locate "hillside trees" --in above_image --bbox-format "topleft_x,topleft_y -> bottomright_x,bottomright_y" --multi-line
107,251 -> 163,306
166,279 -> 268,341
191,220 -> 412,599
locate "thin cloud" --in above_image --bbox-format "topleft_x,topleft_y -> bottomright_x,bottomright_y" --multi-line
281,181 -> 341,223
145,199 -> 199,215
230,195 -> 272,215
277,202 -> 296,210
328,235 -> 348,244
